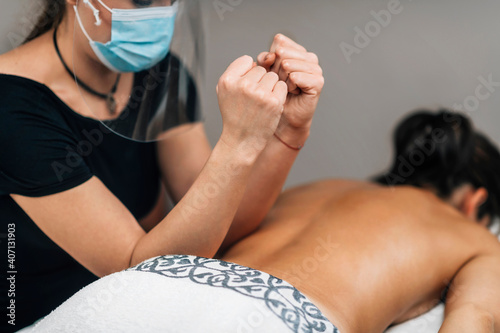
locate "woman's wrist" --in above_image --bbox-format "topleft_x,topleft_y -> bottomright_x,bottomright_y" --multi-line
216,133 -> 264,166
274,120 -> 311,151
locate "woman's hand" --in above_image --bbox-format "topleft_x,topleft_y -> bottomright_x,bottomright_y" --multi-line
258,34 -> 325,148
217,55 -> 288,160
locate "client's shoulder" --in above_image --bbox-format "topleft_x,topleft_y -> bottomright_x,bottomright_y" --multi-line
368,183 -> 438,202
281,178 -> 366,198
292,178 -> 369,191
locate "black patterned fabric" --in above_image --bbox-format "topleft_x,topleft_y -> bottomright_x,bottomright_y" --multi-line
128,255 -> 339,333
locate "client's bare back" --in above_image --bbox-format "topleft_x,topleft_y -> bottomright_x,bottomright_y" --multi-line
223,179 -> 499,333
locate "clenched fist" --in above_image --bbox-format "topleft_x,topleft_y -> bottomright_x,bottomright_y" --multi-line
217,55 -> 288,158
258,34 -> 324,149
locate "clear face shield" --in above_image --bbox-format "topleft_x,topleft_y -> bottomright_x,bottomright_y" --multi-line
71,0 -> 205,142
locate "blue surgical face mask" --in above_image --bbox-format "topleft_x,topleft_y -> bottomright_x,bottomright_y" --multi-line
74,0 -> 178,73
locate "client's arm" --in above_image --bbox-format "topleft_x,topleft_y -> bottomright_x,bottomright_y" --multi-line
439,247 -> 500,333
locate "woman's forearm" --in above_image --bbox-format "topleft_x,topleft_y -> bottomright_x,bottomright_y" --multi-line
221,128 -> 308,249
129,139 -> 260,265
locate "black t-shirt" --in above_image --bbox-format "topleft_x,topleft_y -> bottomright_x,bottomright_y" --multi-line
0,73 -> 163,331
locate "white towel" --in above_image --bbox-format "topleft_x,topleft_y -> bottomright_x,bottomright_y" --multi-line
385,304 -> 444,333
30,255 -> 338,333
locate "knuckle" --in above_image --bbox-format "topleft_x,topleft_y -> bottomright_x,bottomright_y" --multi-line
219,75 -> 234,88
274,33 -> 284,44
308,52 -> 319,64
276,47 -> 286,57
316,65 -> 324,76
268,97 -> 281,109
256,66 -> 267,75
217,76 -> 225,87
254,90 -> 267,102
240,79 -> 253,92
267,71 -> 279,81
281,60 -> 291,71
318,76 -> 325,88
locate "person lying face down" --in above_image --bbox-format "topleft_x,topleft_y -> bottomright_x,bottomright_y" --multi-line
30,110 -> 500,333
220,109 -> 500,333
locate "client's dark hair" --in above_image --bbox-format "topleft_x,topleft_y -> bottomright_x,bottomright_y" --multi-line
374,109 -> 500,223
24,0 -> 66,43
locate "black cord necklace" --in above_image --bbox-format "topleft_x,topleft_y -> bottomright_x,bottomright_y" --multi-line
53,27 -> 121,114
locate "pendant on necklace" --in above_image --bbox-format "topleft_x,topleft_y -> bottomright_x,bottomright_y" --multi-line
106,94 -> 117,114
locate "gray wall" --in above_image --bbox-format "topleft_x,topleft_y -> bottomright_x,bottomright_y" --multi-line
2,0 -> 500,189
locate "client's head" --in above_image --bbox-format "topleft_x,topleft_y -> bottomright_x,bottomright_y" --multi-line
374,109 -> 500,227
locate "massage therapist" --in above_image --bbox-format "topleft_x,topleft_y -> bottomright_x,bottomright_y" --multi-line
0,0 -> 324,330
